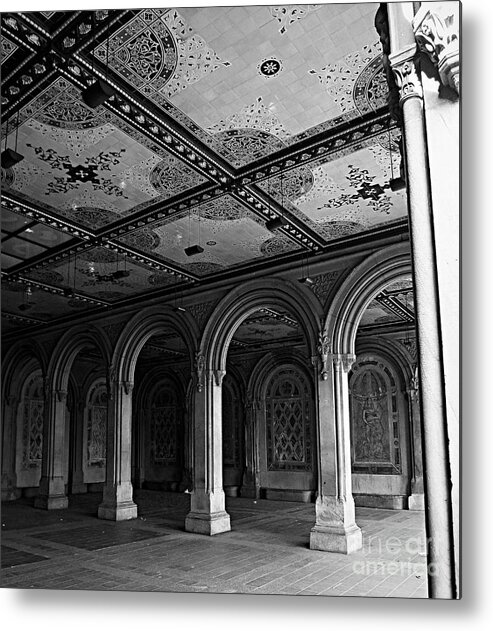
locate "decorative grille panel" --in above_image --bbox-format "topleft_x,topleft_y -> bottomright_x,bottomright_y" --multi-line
265,366 -> 313,472
86,383 -> 107,466
350,359 -> 401,475
222,376 -> 241,468
150,406 -> 177,464
21,372 -> 44,469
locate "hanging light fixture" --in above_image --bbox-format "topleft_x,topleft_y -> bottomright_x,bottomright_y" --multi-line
388,125 -> 406,192
18,285 -> 34,311
1,111 -> 24,168
82,12 -> 116,109
184,206 -> 204,256
298,253 -> 313,286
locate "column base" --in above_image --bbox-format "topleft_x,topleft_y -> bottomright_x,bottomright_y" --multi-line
34,494 -> 69,510
408,493 -> 425,511
310,524 -> 363,554
98,500 -> 138,521
1,487 -> 22,501
70,482 -> 88,495
185,510 -> 231,536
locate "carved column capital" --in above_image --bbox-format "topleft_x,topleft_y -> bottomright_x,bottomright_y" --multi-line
389,45 -> 423,103
413,5 -> 460,95
333,353 -> 357,373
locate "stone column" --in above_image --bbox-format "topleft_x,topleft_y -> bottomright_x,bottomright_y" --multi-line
70,400 -> 87,494
98,379 -> 138,520
35,388 -> 69,510
241,397 -> 261,499
386,2 -> 458,598
185,361 -> 231,535
310,350 -> 362,554
407,373 -> 425,511
1,395 -> 21,501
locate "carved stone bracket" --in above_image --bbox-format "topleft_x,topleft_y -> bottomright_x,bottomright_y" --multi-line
195,352 -> 205,392
413,5 -> 460,95
213,369 -> 226,387
390,45 -> 423,104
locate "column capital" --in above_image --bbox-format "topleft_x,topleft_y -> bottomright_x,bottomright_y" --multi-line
413,4 -> 460,95
333,353 -> 357,373
55,389 -> 67,403
389,45 -> 423,103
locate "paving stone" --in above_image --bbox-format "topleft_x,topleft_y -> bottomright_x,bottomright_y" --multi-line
1,490 -> 428,597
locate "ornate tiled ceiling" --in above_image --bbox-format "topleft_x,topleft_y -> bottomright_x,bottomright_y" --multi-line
1,4 -> 409,333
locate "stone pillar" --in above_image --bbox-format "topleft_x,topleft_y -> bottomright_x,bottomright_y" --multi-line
98,380 -> 138,520
310,351 -> 362,554
386,2 -> 458,598
35,388 -> 69,510
241,397 -> 261,499
70,400 -> 87,494
407,376 -> 425,511
1,395 -> 21,501
185,362 -> 231,535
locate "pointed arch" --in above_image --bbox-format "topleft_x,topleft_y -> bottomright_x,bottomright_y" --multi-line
112,305 -> 199,383
47,324 -> 112,392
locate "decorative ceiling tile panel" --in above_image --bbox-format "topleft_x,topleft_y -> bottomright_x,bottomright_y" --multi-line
2,77 -> 208,228
23,246 -> 178,301
119,195 -> 299,274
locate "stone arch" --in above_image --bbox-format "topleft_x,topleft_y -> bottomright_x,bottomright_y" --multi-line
2,338 -> 48,401
200,277 -> 322,371
355,337 -> 414,390
112,305 -> 199,384
325,242 -> 412,355
47,324 -> 112,392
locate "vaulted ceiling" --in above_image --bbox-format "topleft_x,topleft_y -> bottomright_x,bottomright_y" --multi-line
1,5 -> 409,336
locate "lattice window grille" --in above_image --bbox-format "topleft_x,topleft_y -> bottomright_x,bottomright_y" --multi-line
21,373 -> 44,469
222,378 -> 241,468
265,367 -> 313,472
150,406 -> 177,464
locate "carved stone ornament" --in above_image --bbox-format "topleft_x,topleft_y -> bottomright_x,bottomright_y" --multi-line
195,352 -> 205,392
317,332 -> 332,381
413,5 -> 460,95
389,45 -> 423,103
213,369 -> 226,387
122,381 -> 134,396
56,389 -> 67,402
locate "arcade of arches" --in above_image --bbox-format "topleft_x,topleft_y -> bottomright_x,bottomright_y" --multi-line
1,2 -> 459,599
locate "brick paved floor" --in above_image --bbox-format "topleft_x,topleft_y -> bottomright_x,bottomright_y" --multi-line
1,490 -> 428,598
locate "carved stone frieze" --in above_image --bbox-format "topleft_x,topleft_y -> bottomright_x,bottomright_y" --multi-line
413,5 -> 460,95
310,271 -> 342,306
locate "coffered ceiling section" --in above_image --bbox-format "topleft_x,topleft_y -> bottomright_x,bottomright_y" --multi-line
1,5 -> 409,331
